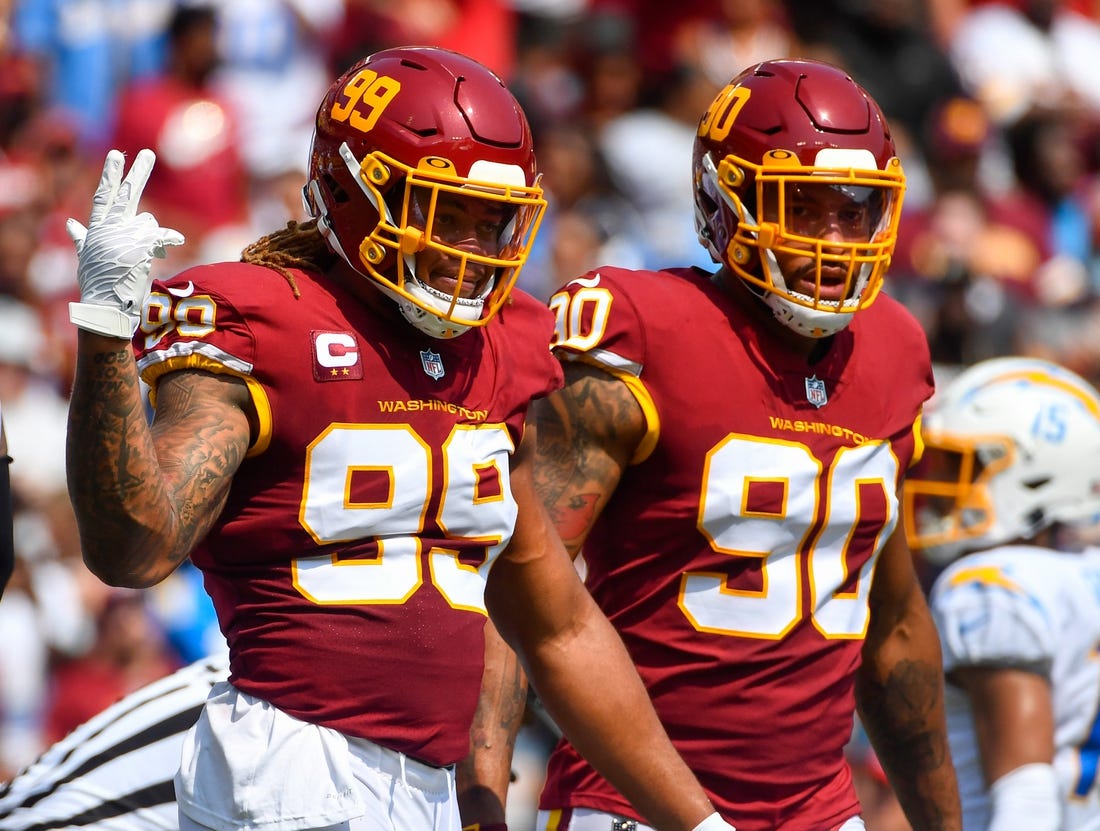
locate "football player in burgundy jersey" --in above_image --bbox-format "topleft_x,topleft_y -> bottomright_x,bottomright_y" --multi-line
528,59 -> 963,831
63,47 -> 734,831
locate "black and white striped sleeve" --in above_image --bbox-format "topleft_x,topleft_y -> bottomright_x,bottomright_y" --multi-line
0,655 -> 228,831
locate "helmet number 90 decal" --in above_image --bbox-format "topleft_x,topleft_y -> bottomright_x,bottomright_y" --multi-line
698,84 -> 751,143
330,68 -> 401,135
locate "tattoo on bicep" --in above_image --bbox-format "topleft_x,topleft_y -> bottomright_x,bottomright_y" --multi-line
533,394 -> 579,500
535,371 -> 634,544
548,493 -> 600,543
153,379 -> 248,549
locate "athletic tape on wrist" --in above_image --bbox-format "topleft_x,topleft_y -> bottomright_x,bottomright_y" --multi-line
690,812 -> 736,831
69,301 -> 135,339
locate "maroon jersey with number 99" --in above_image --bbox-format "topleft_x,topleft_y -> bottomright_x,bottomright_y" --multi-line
135,261 -> 562,767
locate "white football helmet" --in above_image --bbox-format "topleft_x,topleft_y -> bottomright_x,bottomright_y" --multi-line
903,357 -> 1100,565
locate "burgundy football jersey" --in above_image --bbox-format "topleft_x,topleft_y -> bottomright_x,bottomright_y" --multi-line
539,266 -> 933,830
134,262 -> 562,767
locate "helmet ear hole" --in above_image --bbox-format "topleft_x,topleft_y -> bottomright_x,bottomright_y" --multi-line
324,172 -> 350,204
697,186 -> 720,217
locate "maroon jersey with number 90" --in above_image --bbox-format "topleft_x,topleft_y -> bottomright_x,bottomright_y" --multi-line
539,265 -> 933,830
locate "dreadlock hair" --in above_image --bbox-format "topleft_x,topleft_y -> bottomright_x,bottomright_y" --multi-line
240,220 -> 338,297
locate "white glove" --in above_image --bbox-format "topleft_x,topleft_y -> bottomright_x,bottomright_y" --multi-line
67,148 -> 185,339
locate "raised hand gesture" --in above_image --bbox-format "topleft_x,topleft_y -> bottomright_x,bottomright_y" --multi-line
67,149 -> 186,339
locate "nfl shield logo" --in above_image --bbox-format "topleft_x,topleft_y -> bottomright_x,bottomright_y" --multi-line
420,349 -> 445,380
805,375 -> 828,408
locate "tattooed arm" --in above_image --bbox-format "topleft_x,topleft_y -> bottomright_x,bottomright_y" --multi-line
856,524 -> 962,831
457,620 -> 527,829
454,362 -> 647,825
66,332 -> 252,588
531,360 -> 646,558
487,424 -> 728,831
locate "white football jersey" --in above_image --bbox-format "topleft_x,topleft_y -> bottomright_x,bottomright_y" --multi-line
930,546 -> 1100,830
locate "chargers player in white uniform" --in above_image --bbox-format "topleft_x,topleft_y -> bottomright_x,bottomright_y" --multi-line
903,356 -> 1100,831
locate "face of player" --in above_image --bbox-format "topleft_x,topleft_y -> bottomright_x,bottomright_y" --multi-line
408,188 -> 516,300
764,181 -> 882,304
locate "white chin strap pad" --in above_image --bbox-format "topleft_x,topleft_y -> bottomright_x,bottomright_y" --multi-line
375,279 -> 488,340
766,294 -> 855,338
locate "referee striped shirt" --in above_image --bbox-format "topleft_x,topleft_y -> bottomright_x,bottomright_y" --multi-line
0,655 -> 228,831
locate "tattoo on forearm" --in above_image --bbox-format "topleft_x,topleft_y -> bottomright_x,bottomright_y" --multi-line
858,658 -> 956,830
859,659 -> 945,771
469,649 -> 526,763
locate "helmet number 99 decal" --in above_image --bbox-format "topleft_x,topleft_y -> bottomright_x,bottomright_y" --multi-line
330,68 -> 401,135
698,85 -> 751,143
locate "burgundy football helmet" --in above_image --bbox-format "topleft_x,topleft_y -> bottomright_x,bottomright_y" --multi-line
305,47 -> 546,338
693,59 -> 906,338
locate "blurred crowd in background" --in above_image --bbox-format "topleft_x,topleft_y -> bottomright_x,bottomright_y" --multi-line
2,0 -> 1100,826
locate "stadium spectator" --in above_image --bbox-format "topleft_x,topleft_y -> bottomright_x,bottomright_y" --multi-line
208,0 -> 344,201
520,121 -> 650,300
668,0 -> 795,92
334,0 -> 518,83
43,590 -> 179,745
110,4 -> 251,268
889,96 -> 1025,367
948,0 -> 1100,125
596,62 -> 720,269
786,0 -> 966,164
10,0 -> 177,151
